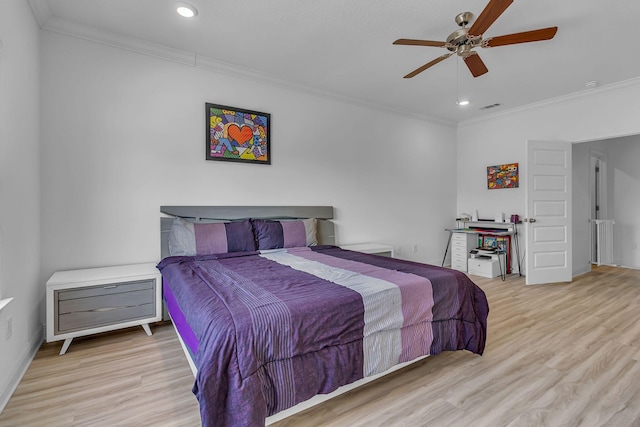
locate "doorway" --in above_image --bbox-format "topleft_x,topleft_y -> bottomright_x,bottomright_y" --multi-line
590,151 -> 607,221
576,134 -> 640,270
589,151 -> 609,264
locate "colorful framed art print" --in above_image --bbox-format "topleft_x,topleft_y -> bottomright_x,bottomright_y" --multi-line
487,162 -> 519,189
205,103 -> 271,164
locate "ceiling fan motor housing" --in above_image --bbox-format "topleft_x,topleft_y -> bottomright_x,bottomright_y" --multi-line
446,27 -> 481,56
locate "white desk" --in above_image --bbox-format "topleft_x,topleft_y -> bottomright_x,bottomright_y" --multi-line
443,221 -> 521,278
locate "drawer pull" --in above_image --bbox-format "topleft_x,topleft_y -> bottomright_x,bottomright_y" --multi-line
103,285 -> 118,289
92,306 -> 129,312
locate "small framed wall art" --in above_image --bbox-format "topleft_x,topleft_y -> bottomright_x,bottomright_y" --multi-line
205,102 -> 271,164
487,162 -> 519,189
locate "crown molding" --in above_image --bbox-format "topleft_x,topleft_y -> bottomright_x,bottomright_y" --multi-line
41,15 -> 197,66
27,0 -> 51,27
37,14 -> 454,128
459,76 -> 640,128
28,2 -> 640,131
194,55 -> 455,127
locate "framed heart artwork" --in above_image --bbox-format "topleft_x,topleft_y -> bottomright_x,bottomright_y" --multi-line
205,103 -> 271,164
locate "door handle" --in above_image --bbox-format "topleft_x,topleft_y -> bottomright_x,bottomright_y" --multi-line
523,218 -> 537,223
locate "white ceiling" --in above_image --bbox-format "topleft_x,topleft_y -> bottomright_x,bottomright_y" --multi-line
29,0 -> 640,124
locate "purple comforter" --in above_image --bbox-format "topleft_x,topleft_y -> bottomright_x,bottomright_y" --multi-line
157,246 -> 488,427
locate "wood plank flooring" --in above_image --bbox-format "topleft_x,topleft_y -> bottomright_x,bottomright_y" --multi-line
1,265 -> 640,426
0,323 -> 200,426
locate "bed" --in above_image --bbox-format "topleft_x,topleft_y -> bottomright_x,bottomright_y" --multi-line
157,206 -> 489,427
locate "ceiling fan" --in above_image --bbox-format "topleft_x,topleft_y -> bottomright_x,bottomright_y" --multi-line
393,0 -> 557,78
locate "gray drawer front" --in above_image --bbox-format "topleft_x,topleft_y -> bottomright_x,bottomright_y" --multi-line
58,279 -> 154,300
54,279 -> 157,334
58,303 -> 155,333
59,289 -> 154,315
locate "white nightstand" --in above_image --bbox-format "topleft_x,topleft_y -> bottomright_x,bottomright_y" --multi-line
46,263 -> 162,355
340,243 -> 394,257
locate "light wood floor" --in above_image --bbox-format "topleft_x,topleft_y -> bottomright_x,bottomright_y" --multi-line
2,265 -> 640,426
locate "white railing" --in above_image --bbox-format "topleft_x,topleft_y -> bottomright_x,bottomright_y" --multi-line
592,219 -> 615,266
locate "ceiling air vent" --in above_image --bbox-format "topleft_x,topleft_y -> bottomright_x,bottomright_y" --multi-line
480,103 -> 501,110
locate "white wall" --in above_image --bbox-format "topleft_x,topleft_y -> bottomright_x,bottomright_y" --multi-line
457,79 -> 640,276
572,142 -> 592,275
606,135 -> 640,267
0,0 -> 42,411
40,32 -> 457,282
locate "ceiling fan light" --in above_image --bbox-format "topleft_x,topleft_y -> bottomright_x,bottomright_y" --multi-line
176,3 -> 198,18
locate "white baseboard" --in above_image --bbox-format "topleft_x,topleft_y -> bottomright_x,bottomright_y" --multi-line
0,329 -> 43,413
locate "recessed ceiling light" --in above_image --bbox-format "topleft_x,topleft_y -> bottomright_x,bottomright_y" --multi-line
176,3 -> 198,18
457,99 -> 470,106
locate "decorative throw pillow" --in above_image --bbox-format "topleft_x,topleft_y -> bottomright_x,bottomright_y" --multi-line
168,217 -> 256,256
252,218 -> 317,250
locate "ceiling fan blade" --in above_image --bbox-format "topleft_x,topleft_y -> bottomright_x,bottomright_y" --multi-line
393,39 -> 447,48
403,53 -> 453,78
464,53 -> 489,77
468,0 -> 513,37
484,27 -> 558,47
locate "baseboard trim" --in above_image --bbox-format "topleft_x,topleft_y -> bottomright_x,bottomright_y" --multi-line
0,329 -> 43,413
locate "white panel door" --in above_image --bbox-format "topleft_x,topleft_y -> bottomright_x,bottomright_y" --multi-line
525,140 -> 572,285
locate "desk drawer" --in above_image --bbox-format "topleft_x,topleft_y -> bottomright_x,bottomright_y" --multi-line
451,233 -> 477,248
451,233 -> 470,241
451,259 -> 468,271
451,251 -> 469,265
451,241 -> 469,251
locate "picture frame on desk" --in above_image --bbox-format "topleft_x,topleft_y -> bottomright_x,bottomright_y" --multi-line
483,236 -> 497,248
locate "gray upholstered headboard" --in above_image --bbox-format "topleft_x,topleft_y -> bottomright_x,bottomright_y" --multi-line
160,205 -> 335,259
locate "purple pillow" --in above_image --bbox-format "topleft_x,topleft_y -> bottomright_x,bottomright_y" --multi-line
252,218 -> 317,250
168,218 -> 256,256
